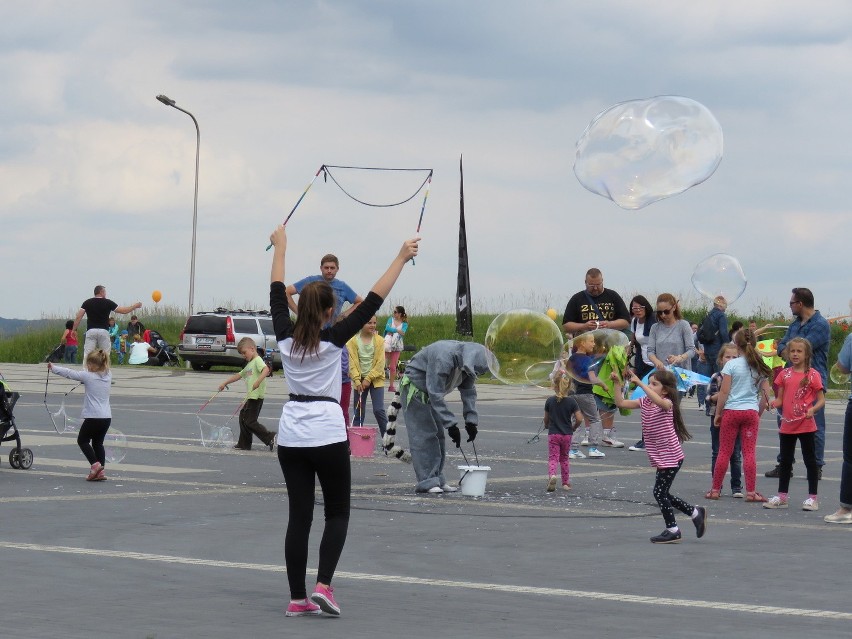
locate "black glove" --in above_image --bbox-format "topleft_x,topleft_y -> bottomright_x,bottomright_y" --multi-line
447,425 -> 461,448
464,422 -> 478,443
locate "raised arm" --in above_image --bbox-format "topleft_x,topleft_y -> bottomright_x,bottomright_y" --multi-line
270,225 -> 287,285
71,308 -> 85,333
115,302 -> 143,315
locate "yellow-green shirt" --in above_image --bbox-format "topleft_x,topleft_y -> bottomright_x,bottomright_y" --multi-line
240,355 -> 268,400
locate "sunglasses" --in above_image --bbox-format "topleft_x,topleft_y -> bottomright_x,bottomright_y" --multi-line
656,309 -> 673,316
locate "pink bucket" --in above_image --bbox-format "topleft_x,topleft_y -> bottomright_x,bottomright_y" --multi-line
347,427 -> 378,457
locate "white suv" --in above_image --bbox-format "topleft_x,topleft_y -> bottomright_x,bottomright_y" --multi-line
177,308 -> 281,371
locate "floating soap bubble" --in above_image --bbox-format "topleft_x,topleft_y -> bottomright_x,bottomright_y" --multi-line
105,429 -> 127,464
198,417 -> 236,448
485,310 -> 564,385
561,329 -> 630,385
830,362 -> 850,385
574,95 -> 723,209
691,253 -> 747,305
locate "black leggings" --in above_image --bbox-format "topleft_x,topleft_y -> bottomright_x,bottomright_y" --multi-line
78,418 -> 111,466
653,460 -> 694,528
778,431 -> 818,495
278,441 -> 350,599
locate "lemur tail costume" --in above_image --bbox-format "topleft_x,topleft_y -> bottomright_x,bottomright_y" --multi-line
382,388 -> 412,463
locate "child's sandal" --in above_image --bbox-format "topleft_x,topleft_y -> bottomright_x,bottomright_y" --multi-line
704,489 -> 721,500
745,492 -> 768,502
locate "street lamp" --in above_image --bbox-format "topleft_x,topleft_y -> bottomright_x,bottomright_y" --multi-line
156,94 -> 200,316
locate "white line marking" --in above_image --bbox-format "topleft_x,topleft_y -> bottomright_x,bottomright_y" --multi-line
1,540 -> 849,620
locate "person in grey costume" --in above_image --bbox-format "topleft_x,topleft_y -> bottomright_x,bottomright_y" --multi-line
399,340 -> 489,494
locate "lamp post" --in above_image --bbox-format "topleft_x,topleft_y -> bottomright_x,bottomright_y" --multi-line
156,94 -> 200,317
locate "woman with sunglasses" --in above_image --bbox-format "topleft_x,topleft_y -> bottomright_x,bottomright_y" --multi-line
648,294 -> 695,385
627,295 -> 656,451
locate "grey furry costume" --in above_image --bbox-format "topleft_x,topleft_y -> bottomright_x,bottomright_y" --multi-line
394,341 -> 488,492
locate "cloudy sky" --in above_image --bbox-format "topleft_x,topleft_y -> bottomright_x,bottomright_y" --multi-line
3,1 -> 852,322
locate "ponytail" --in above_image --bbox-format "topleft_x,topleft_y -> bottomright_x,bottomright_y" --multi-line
291,281 -> 335,361
734,329 -> 771,384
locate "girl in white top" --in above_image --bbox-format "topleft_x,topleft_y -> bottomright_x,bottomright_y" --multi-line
48,349 -> 112,481
268,225 -> 419,618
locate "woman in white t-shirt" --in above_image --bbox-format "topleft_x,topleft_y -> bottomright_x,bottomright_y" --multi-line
268,225 -> 419,618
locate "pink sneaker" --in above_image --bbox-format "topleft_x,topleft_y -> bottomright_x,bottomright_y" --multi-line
94,468 -> 107,481
86,462 -> 103,481
285,599 -> 321,617
310,584 -> 340,616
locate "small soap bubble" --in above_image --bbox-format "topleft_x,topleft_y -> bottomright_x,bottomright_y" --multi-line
485,310 -> 564,385
691,253 -> 747,305
574,95 -> 723,209
105,429 -> 127,464
830,362 -> 850,385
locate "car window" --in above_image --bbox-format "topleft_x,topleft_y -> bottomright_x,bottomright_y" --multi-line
184,316 -> 227,335
258,319 -> 273,336
232,318 -> 258,334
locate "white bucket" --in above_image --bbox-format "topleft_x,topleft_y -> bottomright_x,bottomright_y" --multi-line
458,465 -> 491,497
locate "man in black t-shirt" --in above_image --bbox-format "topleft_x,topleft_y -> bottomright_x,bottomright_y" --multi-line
72,285 -> 142,362
562,268 -> 631,449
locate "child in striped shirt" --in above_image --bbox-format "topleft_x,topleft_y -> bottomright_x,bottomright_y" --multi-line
612,368 -> 706,544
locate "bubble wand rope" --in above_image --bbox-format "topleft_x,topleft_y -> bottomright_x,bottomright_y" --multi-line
526,419 -> 546,444
265,165 -> 326,250
43,367 -> 81,434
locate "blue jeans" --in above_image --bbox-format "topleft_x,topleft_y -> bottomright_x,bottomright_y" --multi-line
841,399 -> 852,508
776,404 -> 826,467
63,345 -> 77,364
353,385 -> 388,436
711,418 -> 743,493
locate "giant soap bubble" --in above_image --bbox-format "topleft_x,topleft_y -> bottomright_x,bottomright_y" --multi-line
574,95 -> 723,209
561,329 -> 630,385
691,253 -> 747,305
485,309 -> 564,385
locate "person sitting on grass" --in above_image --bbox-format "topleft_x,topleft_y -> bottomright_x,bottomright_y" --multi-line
127,333 -> 157,366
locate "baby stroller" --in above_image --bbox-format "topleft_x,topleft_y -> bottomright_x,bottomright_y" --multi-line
146,330 -> 180,367
0,378 -> 34,469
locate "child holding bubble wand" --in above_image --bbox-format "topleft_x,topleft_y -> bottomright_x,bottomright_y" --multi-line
762,337 -> 824,511
544,370 -> 583,491
269,224 -> 419,617
48,349 -> 113,481
611,368 -> 706,544
565,333 -> 608,459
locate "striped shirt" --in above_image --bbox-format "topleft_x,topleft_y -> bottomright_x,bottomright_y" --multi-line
640,396 -> 683,468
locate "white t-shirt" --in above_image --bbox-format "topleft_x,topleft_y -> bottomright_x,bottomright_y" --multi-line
128,341 -> 153,365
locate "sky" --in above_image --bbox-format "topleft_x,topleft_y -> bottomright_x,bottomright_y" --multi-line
3,1 -> 852,322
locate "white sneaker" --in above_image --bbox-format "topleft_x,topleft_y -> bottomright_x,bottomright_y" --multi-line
602,437 -> 625,448
588,447 -> 606,458
426,486 -> 444,494
802,497 -> 819,511
569,449 -> 585,459
762,495 -> 788,509
579,435 -> 590,446
440,484 -> 458,493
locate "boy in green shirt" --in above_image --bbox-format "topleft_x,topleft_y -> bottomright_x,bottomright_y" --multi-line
218,337 -> 275,451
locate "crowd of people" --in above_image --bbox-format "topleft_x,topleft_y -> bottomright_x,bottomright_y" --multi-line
51,255 -> 852,616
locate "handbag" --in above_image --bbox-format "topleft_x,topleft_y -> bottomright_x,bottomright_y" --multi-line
384,332 -> 402,352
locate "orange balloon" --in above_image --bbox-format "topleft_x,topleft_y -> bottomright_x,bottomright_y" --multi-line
152,290 -> 162,303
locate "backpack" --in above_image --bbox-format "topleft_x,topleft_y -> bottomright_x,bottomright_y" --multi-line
696,313 -> 718,345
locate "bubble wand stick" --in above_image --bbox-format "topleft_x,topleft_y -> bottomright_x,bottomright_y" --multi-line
410,170 -> 433,266
265,165 -> 326,250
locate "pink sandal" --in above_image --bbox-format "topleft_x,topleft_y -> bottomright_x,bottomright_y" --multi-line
704,489 -> 721,500
745,492 -> 767,502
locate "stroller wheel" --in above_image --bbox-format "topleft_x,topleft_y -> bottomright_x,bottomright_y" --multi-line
9,448 -> 33,470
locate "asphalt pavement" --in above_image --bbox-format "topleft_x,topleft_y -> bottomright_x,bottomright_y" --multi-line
1,362 -> 850,639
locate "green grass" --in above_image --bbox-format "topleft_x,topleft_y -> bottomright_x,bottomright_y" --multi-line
2,306 -> 849,389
